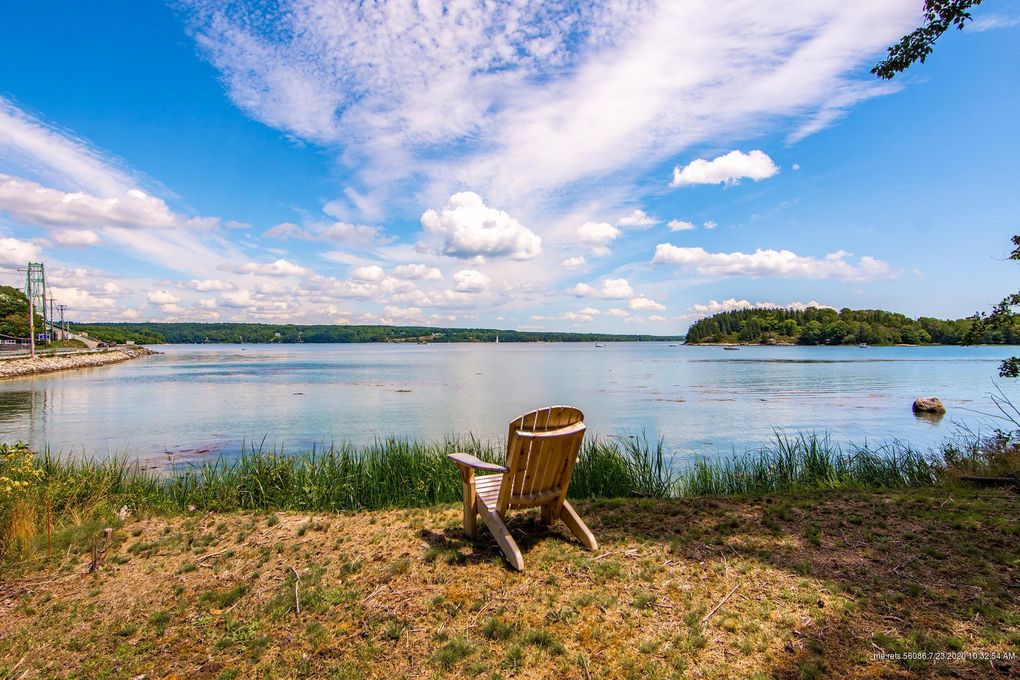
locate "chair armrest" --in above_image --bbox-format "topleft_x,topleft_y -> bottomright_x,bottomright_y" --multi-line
447,452 -> 508,473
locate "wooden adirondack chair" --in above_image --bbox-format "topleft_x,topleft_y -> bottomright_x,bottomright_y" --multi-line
447,405 -> 598,570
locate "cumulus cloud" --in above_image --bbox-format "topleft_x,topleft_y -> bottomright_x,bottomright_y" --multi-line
51,229 -> 101,246
147,290 -> 182,305
607,308 -> 630,318
563,307 -> 601,322
671,150 -> 779,187
617,209 -> 658,228
652,245 -> 895,282
188,279 -> 234,292
629,296 -> 666,311
560,256 -> 586,269
703,221 -> 717,230
421,192 -> 541,260
452,269 -> 491,292
577,221 -> 620,256
692,298 -> 833,315
351,265 -> 385,282
392,263 -> 442,280
0,236 -> 41,265
223,258 -> 313,277
569,278 -> 634,299
668,220 -> 696,231
48,286 -> 117,311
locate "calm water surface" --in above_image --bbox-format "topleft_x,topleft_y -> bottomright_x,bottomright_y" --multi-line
0,343 -> 1016,465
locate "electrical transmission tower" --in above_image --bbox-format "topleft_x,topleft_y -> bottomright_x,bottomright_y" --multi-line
25,262 -> 47,356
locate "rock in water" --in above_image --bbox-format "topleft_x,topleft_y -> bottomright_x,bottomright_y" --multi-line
912,397 -> 946,413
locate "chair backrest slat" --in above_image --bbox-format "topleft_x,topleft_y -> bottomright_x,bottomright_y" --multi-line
497,406 -> 585,513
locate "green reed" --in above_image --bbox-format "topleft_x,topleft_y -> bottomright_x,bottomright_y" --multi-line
31,431 -> 945,519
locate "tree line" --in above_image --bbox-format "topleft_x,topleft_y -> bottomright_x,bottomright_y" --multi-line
684,306 -> 1018,346
71,322 -> 684,345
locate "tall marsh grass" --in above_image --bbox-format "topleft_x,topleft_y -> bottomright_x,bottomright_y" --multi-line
32,432 -> 944,519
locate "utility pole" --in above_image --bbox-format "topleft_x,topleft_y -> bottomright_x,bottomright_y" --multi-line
58,304 -> 68,341
49,296 -> 54,346
24,269 -> 35,359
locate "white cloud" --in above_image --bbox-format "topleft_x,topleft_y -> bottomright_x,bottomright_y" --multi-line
560,256 -> 586,269
177,2 -> 915,206
51,229 -> 101,246
607,308 -> 630,318
147,290 -> 181,305
648,315 -> 665,322
629,296 -> 666,311
671,150 -> 779,187
652,245 -> 895,282
668,219 -> 696,231
563,308 -> 599,322
452,269 -> 491,292
970,15 -> 1020,32
0,236 -> 41,265
188,279 -> 234,292
577,221 -> 620,256
0,96 -> 135,196
0,174 -> 214,230
220,289 -> 255,308
351,265 -> 385,282
421,192 -> 541,260
692,298 -> 834,315
392,263 -> 443,280
617,209 -> 658,228
48,286 -> 117,311
703,221 -> 717,230
322,221 -> 389,247
224,258 -> 313,277
569,277 -> 634,299
264,222 -> 300,239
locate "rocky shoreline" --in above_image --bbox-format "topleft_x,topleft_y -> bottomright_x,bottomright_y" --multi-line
0,346 -> 156,379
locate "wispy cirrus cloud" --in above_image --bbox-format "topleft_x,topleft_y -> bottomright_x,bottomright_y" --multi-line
177,0 -> 918,209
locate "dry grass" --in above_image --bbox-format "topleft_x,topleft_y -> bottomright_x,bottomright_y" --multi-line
0,488 -> 1017,679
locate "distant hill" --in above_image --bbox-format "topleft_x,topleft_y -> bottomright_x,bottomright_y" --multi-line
71,322 -> 685,345
684,307 -> 1017,346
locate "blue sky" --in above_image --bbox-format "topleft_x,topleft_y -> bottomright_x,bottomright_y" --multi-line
1,1 -> 1018,333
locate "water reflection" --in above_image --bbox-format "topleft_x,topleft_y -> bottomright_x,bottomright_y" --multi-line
0,343 -> 1015,463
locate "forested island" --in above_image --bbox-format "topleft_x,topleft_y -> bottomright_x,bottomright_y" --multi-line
70,322 -> 684,345
684,307 -> 1017,345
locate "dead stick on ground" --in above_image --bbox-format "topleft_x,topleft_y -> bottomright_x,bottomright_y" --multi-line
289,565 -> 301,616
702,583 -> 740,624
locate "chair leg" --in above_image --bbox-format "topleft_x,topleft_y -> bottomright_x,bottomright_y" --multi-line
559,500 -> 598,551
478,502 -> 525,570
462,478 -> 477,539
539,504 -> 553,526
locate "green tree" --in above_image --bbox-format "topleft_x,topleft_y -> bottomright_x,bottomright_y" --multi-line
0,285 -> 41,338
966,236 -> 1020,376
873,1 -> 984,79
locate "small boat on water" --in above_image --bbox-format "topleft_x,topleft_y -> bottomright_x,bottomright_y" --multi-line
723,345 -> 739,351
859,342 -> 869,348
595,343 -> 606,348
